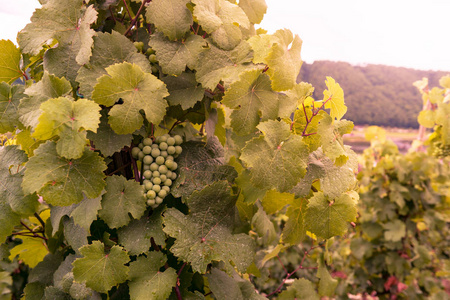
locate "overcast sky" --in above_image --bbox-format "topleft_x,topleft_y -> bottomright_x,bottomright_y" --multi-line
1,0 -> 449,71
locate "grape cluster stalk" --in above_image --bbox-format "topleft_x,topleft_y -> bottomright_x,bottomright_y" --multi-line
131,134 -> 183,208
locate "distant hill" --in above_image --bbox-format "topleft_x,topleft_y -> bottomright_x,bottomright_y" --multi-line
298,61 -> 449,128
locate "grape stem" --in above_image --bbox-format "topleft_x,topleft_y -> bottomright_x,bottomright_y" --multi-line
19,221 -> 48,241
124,0 -> 151,36
297,95 -> 332,136
266,243 -> 322,297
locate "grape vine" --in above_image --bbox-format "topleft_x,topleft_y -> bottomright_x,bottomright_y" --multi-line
0,0 -> 360,299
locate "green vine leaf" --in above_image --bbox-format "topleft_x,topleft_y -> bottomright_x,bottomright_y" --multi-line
128,252 -> 177,300
18,0 -> 97,65
72,241 -> 129,294
281,198 -> 307,245
278,278 -> 319,300
92,62 -> 169,134
317,255 -> 338,297
222,69 -> 296,135
164,181 -> 255,273
304,191 -> 358,239
149,32 -> 206,76
0,145 -> 39,216
77,31 -> 151,98
22,141 -> 107,206
0,201 -> 20,243
118,205 -> 166,255
0,40 -> 22,84
162,72 -> 206,110
192,0 -> 250,50
195,41 -> 259,90
32,97 -> 101,159
240,120 -> 308,192
98,175 -> 146,229
19,72 -> 72,129
238,0 -> 267,24
9,236 -> 49,268
323,77 -> 347,121
171,137 -> 237,199
146,0 -> 193,41
0,83 -> 24,134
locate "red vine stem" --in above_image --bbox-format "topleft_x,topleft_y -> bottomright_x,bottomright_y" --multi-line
124,0 -> 151,36
266,243 -> 321,297
122,0 -> 133,21
299,96 -> 332,136
19,221 -> 48,241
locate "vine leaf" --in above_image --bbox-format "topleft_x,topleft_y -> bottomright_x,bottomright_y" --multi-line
0,145 -> 39,217
323,77 -> 347,121
87,110 -> 132,157
18,0 -> 97,65
281,198 -> 307,245
0,83 -> 24,134
383,220 -> 406,242
99,175 -> 146,229
128,252 -> 177,300
162,72 -> 206,110
304,191 -> 358,239
146,0 -> 193,41
163,181 -> 255,273
251,203 -> 277,246
77,31 -> 151,98
192,0 -> 250,50
149,33 -> 206,76
265,29 -> 302,91
195,41 -> 259,90
9,236 -> 49,268
238,0 -> 267,24
19,72 -> 72,129
0,201 -> 20,243
240,120 -> 308,192
0,40 -> 22,84
22,141 -> 107,207
206,268 -> 266,300
317,114 -> 354,166
72,241 -> 129,294
171,137 -> 237,200
118,205 -> 166,255
317,255 -> 338,297
222,69 -> 296,135
278,278 -> 319,300
92,62 -> 169,134
32,97 -> 101,159
261,189 -> 295,214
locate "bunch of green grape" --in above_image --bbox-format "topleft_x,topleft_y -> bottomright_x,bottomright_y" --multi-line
432,141 -> 450,158
131,134 -> 183,208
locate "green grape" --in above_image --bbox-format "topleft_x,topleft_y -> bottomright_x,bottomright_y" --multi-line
174,135 -> 183,145
150,163 -> 159,171
159,142 -> 168,151
166,170 -> 173,178
167,137 -> 175,146
160,151 -> 168,158
142,145 -> 152,155
162,185 -> 170,193
158,165 -> 168,174
152,177 -> 162,185
151,65 -> 158,74
155,197 -> 163,204
151,144 -> 159,149
165,160 -> 174,169
143,170 -> 152,179
146,47 -> 155,55
146,190 -> 156,199
138,142 -> 144,149
143,155 -> 153,165
171,173 -> 177,180
134,41 -> 144,52
143,138 -> 153,146
143,179 -> 151,185
152,184 -> 161,193
143,164 -> 150,171
158,189 -> 167,198
155,156 -> 165,165
151,148 -> 161,157
159,135 -> 168,143
175,146 -> 182,155
147,199 -> 156,206
149,54 -> 157,63
164,179 -> 172,186
145,181 -> 153,190
138,151 -> 145,160
170,162 -> 178,170
160,174 -> 167,181
166,155 -> 174,161
152,170 -> 160,178
131,147 -> 140,158
167,146 -> 176,155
